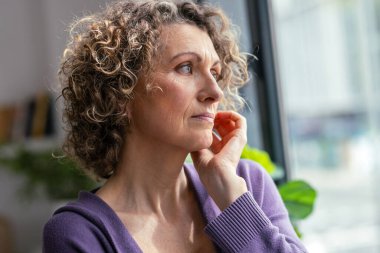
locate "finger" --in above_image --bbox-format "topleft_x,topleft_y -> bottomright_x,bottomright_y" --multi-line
218,131 -> 246,158
215,111 -> 246,131
214,112 -> 247,153
210,131 -> 223,153
212,129 -> 222,142
214,120 -> 235,137
215,111 -> 242,121
214,111 -> 247,138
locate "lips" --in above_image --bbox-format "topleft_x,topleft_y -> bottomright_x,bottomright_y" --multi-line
191,113 -> 215,123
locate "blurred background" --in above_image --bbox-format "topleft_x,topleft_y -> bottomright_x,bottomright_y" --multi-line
0,0 -> 379,252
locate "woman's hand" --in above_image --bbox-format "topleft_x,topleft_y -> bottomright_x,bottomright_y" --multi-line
190,111 -> 248,211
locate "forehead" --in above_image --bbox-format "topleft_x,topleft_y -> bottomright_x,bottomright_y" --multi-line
157,23 -> 219,62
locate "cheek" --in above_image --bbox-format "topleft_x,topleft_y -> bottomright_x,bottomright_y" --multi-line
144,75 -> 197,131
146,93 -> 189,134
162,82 -> 194,114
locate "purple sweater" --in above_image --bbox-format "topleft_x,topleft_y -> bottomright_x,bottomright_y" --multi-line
43,159 -> 307,252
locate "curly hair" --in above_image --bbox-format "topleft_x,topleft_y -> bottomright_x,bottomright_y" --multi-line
60,0 -> 249,180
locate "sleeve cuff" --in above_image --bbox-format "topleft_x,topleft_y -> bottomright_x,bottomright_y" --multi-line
205,192 -> 271,252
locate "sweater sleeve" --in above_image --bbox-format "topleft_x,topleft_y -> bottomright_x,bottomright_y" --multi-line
43,212 -> 113,253
204,162 -> 308,253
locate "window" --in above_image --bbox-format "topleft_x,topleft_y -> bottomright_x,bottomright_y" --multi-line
271,0 -> 380,252
209,0 -> 380,251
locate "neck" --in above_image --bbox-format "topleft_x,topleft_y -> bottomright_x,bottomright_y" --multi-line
96,131 -> 190,217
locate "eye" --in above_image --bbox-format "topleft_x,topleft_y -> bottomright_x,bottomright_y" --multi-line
176,63 -> 192,75
211,70 -> 220,81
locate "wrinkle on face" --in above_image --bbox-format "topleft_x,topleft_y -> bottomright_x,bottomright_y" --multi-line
129,23 -> 222,152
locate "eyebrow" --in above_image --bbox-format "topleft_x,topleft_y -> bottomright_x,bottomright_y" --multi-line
170,51 -> 221,67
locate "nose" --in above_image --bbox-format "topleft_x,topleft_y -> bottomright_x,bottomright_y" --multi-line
198,74 -> 224,103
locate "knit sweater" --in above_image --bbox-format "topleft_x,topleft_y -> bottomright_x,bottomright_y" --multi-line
43,159 -> 307,252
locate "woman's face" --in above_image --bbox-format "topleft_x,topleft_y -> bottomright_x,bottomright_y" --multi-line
129,23 -> 223,152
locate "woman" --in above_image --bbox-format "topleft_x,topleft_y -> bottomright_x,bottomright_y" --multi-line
43,0 -> 307,252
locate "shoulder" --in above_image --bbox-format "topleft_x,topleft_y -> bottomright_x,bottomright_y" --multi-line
236,159 -> 266,176
43,204 -> 98,234
236,159 -> 271,188
235,159 -> 280,207
43,207 -> 98,239
43,192 -> 116,252
44,191 -> 105,233
43,209 -> 109,252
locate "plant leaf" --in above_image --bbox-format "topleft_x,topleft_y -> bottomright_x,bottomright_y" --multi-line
279,180 -> 317,220
0,147 -> 96,200
292,223 -> 303,238
241,145 -> 276,174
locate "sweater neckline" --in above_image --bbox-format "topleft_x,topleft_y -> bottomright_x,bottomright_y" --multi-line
73,163 -> 220,252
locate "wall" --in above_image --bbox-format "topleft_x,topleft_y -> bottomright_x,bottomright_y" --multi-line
0,0 -> 260,252
0,0 -> 106,252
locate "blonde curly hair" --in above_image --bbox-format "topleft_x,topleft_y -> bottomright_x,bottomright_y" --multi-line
60,0 -> 249,180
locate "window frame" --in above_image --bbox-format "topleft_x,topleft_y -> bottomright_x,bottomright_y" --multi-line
245,0 -> 291,183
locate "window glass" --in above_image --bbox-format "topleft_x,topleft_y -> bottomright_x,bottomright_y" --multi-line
271,0 -> 380,252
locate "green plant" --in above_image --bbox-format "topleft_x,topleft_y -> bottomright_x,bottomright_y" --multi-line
278,180 -> 316,237
241,145 -> 317,238
241,145 -> 276,174
0,146 -> 96,200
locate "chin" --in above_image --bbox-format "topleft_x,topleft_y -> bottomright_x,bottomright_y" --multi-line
187,132 -> 213,151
